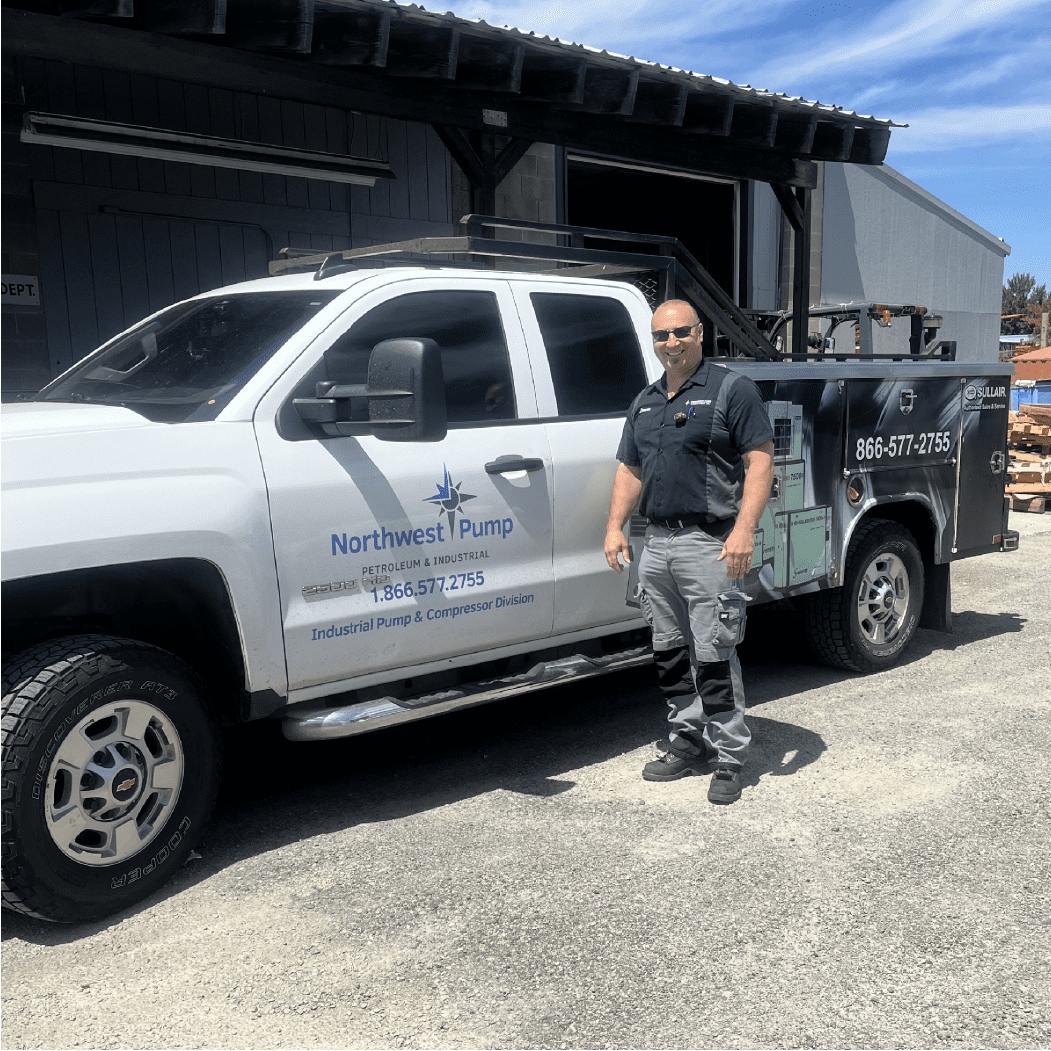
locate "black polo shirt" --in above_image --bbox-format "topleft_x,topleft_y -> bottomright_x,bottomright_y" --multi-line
617,360 -> 773,522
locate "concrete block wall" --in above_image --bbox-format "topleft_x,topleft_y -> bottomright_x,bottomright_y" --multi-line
450,141 -> 559,269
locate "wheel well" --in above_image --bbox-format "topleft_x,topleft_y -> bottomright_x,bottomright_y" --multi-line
2,560 -> 249,723
855,500 -> 934,558
852,500 -> 951,633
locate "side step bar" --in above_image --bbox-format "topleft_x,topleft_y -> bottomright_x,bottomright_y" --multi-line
282,644 -> 652,742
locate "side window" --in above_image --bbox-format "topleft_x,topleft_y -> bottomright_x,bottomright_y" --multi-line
531,293 -> 648,416
324,290 -> 516,425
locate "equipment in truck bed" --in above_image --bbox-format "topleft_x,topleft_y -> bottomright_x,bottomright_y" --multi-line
271,214 -> 956,363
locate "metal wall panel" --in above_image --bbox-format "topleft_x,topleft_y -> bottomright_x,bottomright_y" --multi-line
820,163 -> 1009,363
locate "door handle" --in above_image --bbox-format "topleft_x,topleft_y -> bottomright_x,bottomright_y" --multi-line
485,457 -> 545,475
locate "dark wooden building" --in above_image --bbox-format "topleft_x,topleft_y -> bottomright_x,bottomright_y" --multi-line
2,0 -> 903,396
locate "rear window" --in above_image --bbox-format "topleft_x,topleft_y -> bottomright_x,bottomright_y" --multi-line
530,293 -> 647,416
37,291 -> 339,423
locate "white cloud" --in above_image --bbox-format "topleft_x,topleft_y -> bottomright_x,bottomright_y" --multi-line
447,0 -> 795,62
887,103 -> 1051,152
748,0 -> 1047,89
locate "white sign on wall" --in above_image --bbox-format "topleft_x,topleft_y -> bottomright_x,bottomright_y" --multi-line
2,275 -> 41,306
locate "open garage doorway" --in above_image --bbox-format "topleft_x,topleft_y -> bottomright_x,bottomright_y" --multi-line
566,156 -> 740,353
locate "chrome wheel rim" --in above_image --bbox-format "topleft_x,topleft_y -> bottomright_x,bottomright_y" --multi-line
856,551 -> 910,647
45,700 -> 184,867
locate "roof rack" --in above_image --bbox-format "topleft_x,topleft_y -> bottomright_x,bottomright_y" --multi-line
273,215 -> 778,361
271,217 -> 953,362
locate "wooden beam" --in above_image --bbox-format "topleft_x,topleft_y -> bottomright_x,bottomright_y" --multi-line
493,136 -> 533,182
433,123 -> 485,186
575,62 -> 638,116
811,120 -> 855,162
225,0 -> 313,54
3,10 -> 819,187
770,182 -> 805,232
791,186 -> 812,357
729,100 -> 776,148
774,112 -> 817,155
623,78 -> 687,126
681,90 -> 733,136
455,35 -> 523,94
312,4 -> 389,67
518,51 -> 587,106
848,124 -> 891,165
384,20 -> 458,79
140,0 -> 226,35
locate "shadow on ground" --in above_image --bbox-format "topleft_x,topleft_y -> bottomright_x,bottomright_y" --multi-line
4,602 -> 1022,944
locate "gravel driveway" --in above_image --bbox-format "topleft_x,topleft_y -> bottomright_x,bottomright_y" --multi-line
3,512 -> 1049,1051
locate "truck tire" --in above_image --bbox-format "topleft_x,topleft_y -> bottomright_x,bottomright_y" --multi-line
2,635 -> 220,923
804,520 -> 925,673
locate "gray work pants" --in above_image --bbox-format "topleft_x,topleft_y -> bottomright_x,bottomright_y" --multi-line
637,524 -> 751,768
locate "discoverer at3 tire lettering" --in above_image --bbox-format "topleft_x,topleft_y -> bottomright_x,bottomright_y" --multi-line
1,635 -> 220,923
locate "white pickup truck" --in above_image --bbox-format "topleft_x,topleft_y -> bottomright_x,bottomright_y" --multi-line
1,226 -> 1016,922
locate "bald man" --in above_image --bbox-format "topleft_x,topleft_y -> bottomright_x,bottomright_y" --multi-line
606,300 -> 774,804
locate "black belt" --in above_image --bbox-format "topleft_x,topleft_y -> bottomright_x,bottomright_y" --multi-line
649,515 -> 733,531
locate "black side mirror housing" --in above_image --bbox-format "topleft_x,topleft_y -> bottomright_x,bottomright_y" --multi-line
368,338 -> 447,442
294,337 -> 447,442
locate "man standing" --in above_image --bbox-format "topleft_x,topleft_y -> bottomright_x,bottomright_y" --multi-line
605,300 -> 774,804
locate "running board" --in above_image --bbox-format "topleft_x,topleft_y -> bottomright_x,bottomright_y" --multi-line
282,645 -> 651,742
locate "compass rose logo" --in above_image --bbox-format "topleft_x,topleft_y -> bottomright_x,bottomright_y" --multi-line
423,464 -> 475,531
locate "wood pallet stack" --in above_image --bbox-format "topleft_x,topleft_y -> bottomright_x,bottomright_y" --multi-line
1007,403 -> 1051,513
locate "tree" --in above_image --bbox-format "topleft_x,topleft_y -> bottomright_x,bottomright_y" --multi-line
1002,272 -> 1048,335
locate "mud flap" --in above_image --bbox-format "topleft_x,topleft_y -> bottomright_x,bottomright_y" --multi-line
920,559 -> 952,634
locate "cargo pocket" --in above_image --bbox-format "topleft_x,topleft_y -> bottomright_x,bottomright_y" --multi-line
712,590 -> 748,651
635,586 -> 653,625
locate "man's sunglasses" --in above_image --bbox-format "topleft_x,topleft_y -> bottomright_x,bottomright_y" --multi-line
651,325 -> 697,343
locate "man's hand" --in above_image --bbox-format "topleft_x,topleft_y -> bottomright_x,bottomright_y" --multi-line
717,527 -> 754,579
605,528 -> 631,573
605,463 -> 643,573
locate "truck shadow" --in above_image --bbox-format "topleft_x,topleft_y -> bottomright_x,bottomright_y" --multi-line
2,604 -> 1023,942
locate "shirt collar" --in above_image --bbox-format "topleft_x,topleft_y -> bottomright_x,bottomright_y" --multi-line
652,359 -> 710,395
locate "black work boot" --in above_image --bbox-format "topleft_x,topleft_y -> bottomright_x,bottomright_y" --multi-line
707,765 -> 743,804
642,750 -> 714,782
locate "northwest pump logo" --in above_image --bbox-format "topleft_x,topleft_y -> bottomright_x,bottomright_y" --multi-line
424,464 -> 475,531
331,464 -> 515,557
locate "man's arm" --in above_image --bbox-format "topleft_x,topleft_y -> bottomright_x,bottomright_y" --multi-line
605,462 -> 643,573
718,440 -> 774,578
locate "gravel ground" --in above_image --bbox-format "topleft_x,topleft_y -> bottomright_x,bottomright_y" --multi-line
2,512 -> 1049,1051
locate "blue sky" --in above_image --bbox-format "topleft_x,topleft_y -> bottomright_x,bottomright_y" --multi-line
452,0 -> 1049,289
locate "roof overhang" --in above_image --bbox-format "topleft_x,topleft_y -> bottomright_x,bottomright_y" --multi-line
2,2 -> 901,189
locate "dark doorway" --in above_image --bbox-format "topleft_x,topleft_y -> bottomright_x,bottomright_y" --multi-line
566,159 -> 739,355
566,159 -> 737,298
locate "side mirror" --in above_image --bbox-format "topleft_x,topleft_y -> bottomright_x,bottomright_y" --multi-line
294,337 -> 447,442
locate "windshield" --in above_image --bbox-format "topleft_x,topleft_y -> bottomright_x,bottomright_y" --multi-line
36,291 -> 340,423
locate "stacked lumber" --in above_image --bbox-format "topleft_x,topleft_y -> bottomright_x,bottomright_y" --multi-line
1007,403 -> 1051,511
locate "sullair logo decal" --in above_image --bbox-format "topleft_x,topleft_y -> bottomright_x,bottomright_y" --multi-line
965,384 -> 1008,410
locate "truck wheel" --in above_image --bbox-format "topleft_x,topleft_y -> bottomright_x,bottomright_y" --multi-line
2,635 -> 220,923
804,520 -> 925,673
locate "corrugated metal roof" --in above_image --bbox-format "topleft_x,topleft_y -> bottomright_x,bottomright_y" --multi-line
382,0 -> 901,128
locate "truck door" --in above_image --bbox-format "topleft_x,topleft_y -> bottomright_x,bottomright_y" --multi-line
253,278 -> 555,696
511,283 -> 654,636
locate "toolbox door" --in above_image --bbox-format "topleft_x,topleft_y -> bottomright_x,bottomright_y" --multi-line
955,377 -> 1011,558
